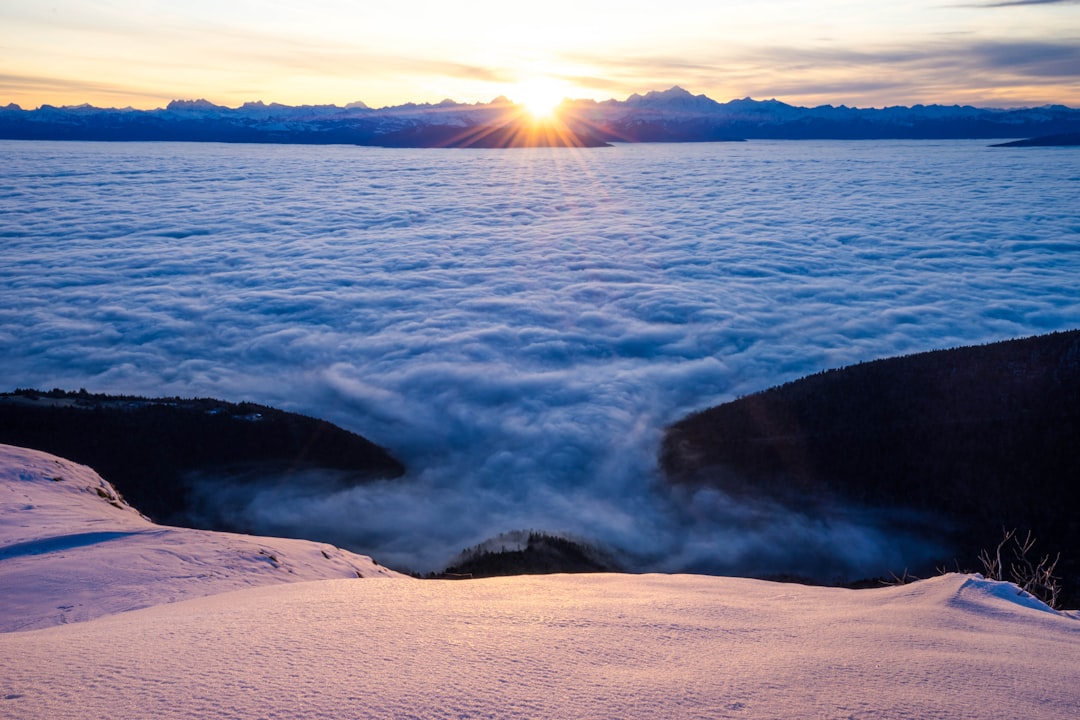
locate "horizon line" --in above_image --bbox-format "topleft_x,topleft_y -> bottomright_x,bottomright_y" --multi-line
5,86 -> 1078,113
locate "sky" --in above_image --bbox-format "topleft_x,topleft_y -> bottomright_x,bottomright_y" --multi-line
1,0 -> 1079,110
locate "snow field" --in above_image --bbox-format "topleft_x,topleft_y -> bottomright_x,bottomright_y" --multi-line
0,444 -> 402,632
1,573 -> 1077,719
1,444 -> 1078,719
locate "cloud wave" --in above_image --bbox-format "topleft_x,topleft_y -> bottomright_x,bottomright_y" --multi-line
1,139 -> 1078,577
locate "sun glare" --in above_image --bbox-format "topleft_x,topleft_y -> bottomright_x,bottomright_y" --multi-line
516,79 -> 567,120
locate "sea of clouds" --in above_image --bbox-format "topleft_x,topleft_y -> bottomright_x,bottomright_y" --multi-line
2,139 -> 1077,577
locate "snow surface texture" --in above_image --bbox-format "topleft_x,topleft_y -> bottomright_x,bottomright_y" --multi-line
5,578 -> 1080,720
1,140 -> 1079,577
3,448 -> 1079,719
0,444 -> 401,632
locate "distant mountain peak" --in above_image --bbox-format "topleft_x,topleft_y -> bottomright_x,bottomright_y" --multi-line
166,98 -> 227,112
652,86 -> 695,98
624,86 -> 720,111
626,86 -> 691,102
725,97 -> 791,108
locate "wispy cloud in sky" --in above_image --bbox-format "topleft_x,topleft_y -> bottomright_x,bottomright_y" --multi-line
0,73 -> 167,106
969,0 -> 1080,6
562,35 -> 1080,106
1,1 -> 1078,108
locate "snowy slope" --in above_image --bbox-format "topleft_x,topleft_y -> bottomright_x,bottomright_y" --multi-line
0,444 -> 402,632
2,443 -> 1079,719
2,573 -> 1078,719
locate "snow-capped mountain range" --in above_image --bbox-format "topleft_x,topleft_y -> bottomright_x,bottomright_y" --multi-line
2,87 -> 1077,146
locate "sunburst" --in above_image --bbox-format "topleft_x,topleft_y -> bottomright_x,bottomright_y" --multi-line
514,78 -> 567,120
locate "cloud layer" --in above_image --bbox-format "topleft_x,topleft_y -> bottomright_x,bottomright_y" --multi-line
2,139 -> 1078,577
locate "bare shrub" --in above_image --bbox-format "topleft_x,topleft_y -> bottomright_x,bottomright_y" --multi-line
978,528 -> 1062,610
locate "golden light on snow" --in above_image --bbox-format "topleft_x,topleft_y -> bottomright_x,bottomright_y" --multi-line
1,443 -> 1078,720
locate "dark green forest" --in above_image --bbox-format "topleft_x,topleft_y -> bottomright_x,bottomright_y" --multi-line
3,329 -> 1079,602
0,389 -> 404,524
662,329 -> 1080,603
434,532 -> 618,578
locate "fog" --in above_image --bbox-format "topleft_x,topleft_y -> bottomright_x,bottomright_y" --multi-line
2,139 -> 1077,577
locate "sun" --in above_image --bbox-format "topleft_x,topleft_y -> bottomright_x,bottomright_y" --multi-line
515,79 -> 567,120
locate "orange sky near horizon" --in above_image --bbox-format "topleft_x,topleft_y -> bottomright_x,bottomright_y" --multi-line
1,1 -> 1078,110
